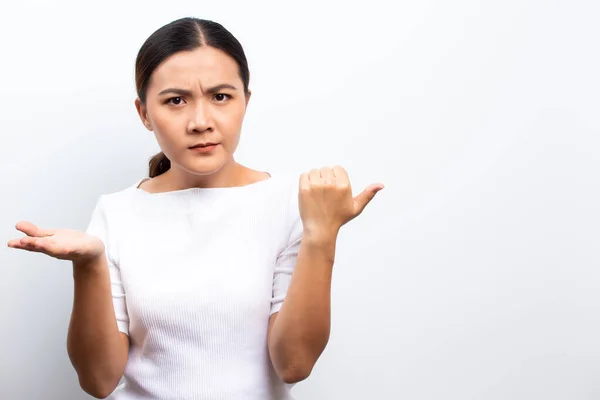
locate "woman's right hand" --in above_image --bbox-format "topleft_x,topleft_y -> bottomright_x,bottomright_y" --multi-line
7,221 -> 105,265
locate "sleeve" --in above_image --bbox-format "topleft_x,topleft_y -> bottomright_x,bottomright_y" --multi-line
270,182 -> 304,316
85,195 -> 130,335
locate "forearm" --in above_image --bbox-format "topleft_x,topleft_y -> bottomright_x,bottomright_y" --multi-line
269,230 -> 337,380
67,255 -> 128,397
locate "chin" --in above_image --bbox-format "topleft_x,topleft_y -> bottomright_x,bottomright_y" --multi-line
181,157 -> 230,176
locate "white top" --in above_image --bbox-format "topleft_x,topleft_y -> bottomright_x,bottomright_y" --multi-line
85,174 -> 302,400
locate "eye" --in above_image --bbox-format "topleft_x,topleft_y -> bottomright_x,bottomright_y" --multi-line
213,93 -> 231,102
166,97 -> 185,105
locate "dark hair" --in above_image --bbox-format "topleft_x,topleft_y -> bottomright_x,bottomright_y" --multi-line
135,17 -> 250,178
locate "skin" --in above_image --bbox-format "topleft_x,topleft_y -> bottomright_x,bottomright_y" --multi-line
7,45 -> 384,395
135,46 -> 263,192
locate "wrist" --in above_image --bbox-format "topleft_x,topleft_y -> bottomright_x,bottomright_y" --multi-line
72,253 -> 107,275
302,226 -> 339,245
301,231 -> 337,265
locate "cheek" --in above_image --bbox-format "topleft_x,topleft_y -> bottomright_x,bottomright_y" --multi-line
215,106 -> 245,139
150,110 -> 184,147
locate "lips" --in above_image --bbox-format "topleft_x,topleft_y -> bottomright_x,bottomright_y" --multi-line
189,142 -> 220,154
189,142 -> 218,149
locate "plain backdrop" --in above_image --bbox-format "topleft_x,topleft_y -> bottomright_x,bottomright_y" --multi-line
1,0 -> 599,399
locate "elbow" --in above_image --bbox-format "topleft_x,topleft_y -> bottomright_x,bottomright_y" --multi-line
80,383 -> 115,399
270,343 -> 327,384
269,333 -> 327,384
278,361 -> 314,384
78,375 -> 120,399
281,370 -> 311,384
80,385 -> 111,399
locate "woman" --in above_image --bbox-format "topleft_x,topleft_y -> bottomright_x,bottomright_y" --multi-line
8,17 -> 383,399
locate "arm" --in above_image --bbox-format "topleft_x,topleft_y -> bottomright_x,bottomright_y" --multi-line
67,255 -> 129,399
268,230 -> 336,383
8,197 -> 130,399
268,166 -> 383,384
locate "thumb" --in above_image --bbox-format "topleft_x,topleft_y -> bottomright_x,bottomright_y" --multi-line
353,183 -> 385,216
15,221 -> 54,237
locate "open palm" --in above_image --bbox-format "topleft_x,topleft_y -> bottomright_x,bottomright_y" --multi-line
7,221 -> 104,263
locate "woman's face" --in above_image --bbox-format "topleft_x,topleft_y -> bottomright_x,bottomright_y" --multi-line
136,46 -> 250,176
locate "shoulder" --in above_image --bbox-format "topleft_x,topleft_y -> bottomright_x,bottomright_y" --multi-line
264,173 -> 303,232
262,173 -> 300,209
91,178 -> 145,215
270,172 -> 298,194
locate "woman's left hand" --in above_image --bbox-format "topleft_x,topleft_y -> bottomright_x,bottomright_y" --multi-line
298,166 -> 384,239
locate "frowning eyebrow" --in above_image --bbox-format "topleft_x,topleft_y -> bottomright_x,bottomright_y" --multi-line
157,84 -> 238,96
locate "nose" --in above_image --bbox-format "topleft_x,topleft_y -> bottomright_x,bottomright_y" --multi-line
187,101 -> 213,133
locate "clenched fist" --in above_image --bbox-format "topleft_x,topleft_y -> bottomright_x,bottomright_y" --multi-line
298,165 -> 384,238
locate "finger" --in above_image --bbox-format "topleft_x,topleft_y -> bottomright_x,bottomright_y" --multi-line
20,236 -> 45,249
299,172 -> 310,192
15,221 -> 54,237
308,169 -> 321,184
332,165 -> 350,183
332,166 -> 352,191
21,236 -> 60,254
7,239 -> 26,249
353,183 -> 385,215
320,167 -> 335,185
7,242 -> 32,251
7,237 -> 48,254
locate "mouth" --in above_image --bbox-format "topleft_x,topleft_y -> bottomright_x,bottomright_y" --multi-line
189,142 -> 219,149
189,142 -> 220,153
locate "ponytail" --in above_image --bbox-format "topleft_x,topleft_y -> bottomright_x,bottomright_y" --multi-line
149,151 -> 170,178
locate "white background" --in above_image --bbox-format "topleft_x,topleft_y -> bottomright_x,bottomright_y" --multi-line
1,0 -> 599,399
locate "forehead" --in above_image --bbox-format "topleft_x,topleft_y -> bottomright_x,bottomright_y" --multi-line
149,46 -> 241,90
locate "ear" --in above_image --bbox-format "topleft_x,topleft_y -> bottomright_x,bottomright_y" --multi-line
245,89 -> 252,107
135,98 -> 153,131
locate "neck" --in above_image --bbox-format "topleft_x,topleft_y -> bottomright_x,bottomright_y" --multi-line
164,161 -> 249,190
